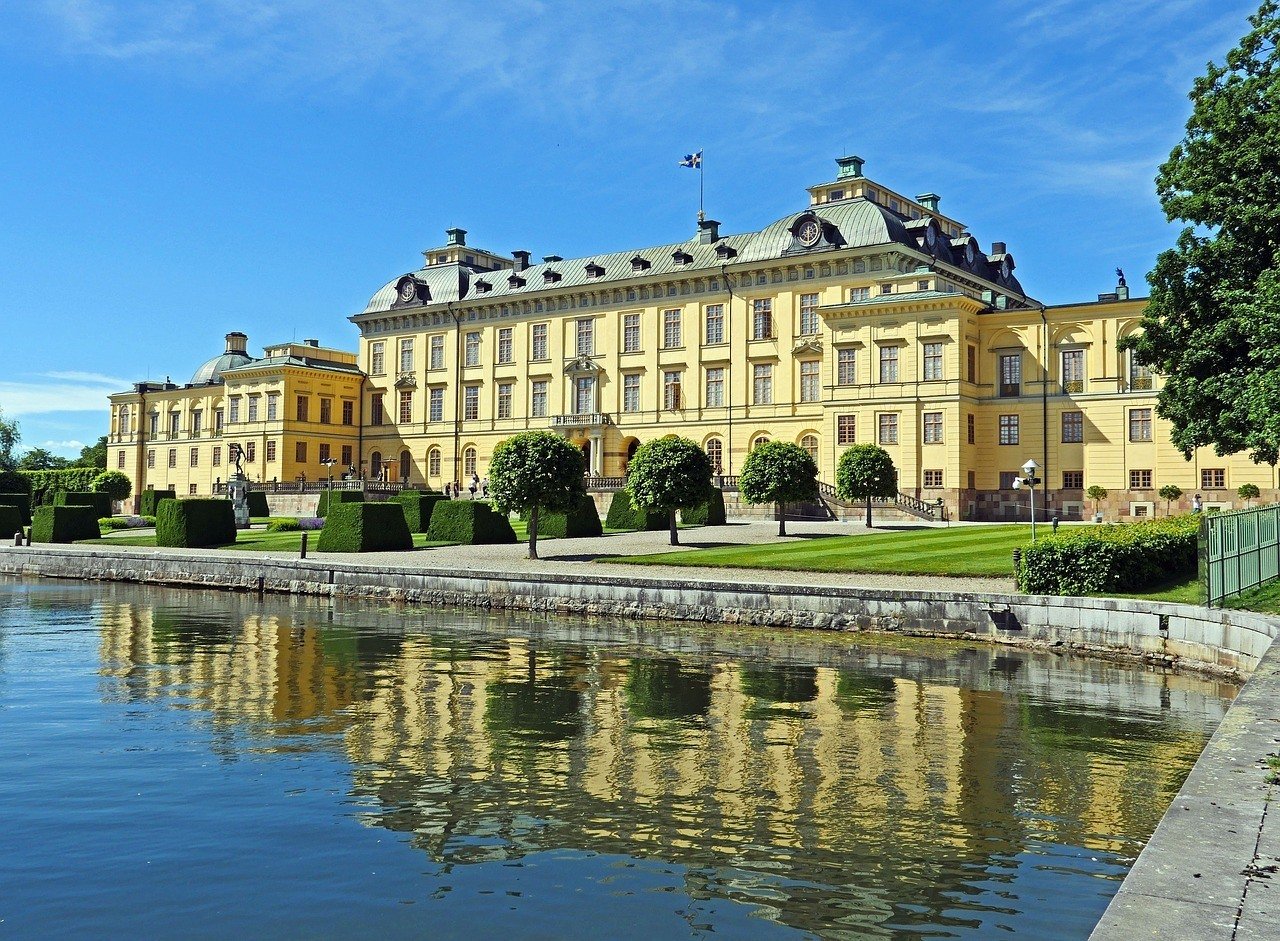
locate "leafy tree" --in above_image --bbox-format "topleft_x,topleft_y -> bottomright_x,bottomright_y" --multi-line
77,436 -> 108,469
1086,485 -> 1108,518
0,407 -> 19,471
1238,482 -> 1262,506
1122,3 -> 1280,463
92,470 -> 132,503
18,447 -> 70,471
1158,483 -> 1183,516
738,440 -> 818,536
835,444 -> 897,528
487,431 -> 586,560
626,436 -> 713,545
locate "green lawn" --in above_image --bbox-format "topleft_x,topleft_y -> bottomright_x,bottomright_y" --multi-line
1222,581 -> 1280,615
611,525 -> 1034,577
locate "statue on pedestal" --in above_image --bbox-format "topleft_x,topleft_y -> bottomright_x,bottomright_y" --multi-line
227,444 -> 251,530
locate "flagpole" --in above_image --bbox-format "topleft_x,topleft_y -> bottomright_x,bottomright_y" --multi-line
699,151 -> 704,222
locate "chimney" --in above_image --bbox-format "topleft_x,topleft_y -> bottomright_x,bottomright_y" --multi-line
445,227 -> 467,247
697,218 -> 721,244
991,241 -> 1007,256
225,332 -> 248,355
304,338 -> 319,348
917,193 -> 941,213
512,250 -> 531,271
835,155 -> 865,179
542,254 -> 563,263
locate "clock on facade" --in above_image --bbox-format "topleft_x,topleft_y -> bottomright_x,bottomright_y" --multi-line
1001,258 -> 1011,279
397,279 -> 417,303
797,218 -> 821,247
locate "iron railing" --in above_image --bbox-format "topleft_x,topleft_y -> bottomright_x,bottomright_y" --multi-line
1204,504 -> 1280,606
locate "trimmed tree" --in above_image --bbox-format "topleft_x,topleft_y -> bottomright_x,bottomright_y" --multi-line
92,470 -> 132,506
487,431 -> 587,559
1158,483 -> 1183,516
835,444 -> 897,528
1238,482 -> 1262,506
1086,485 -> 1108,519
738,441 -> 819,536
626,436 -> 713,546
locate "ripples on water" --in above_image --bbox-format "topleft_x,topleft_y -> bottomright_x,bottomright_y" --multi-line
0,578 -> 1235,940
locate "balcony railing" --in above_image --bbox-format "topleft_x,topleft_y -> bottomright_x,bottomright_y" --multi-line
1062,380 -> 1084,394
550,412 -> 614,429
1129,376 -> 1154,391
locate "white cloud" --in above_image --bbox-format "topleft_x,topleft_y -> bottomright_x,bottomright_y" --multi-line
40,439 -> 87,451
0,371 -> 130,415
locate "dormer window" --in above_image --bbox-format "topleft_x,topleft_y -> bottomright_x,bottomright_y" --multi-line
672,250 -> 693,265
474,279 -> 492,294
585,263 -> 605,279
714,243 -> 737,259
630,255 -> 651,272
508,274 -> 526,288
827,189 -> 844,201
543,269 -> 562,283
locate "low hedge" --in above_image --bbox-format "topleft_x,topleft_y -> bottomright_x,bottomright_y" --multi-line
246,490 -> 270,517
395,490 -> 447,533
54,490 -> 112,519
317,489 -> 365,517
139,489 -> 177,517
155,498 -> 236,548
0,505 -> 21,539
682,487 -> 727,526
531,494 -> 603,539
31,505 -> 101,543
427,500 -> 517,544
316,502 -> 413,552
1016,514 -> 1201,596
604,489 -> 667,531
0,492 -> 31,525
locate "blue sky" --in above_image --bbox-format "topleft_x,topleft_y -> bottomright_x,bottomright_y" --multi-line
0,0 -> 1257,457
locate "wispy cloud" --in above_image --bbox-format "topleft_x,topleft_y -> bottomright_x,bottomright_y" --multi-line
0,371 -> 129,415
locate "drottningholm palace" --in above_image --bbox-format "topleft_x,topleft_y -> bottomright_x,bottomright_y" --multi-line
107,156 -> 1274,521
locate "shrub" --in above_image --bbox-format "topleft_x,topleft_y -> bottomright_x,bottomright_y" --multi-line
1016,514 -> 1201,596
155,498 -> 236,548
682,487 -> 727,527
426,500 -> 517,544
487,430 -> 588,559
246,490 -> 270,518
91,470 -> 132,502
139,489 -> 177,517
394,490 -> 447,533
54,490 -> 112,519
317,489 -> 365,517
316,502 -> 413,552
0,505 -> 21,539
0,492 -> 31,525
534,493 -> 603,539
739,441 -> 819,536
19,468 -> 99,505
605,489 -> 667,531
98,515 -> 151,530
0,471 -> 31,496
266,518 -> 301,532
30,505 -> 101,543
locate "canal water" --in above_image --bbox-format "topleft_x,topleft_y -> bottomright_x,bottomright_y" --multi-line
0,578 -> 1236,940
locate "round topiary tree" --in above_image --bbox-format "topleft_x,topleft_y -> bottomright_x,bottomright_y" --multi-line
1158,483 -> 1183,516
1086,485 -> 1108,520
91,470 -> 131,507
835,444 -> 897,528
739,441 -> 819,536
1238,482 -> 1261,506
626,436 -> 713,546
487,431 -> 587,560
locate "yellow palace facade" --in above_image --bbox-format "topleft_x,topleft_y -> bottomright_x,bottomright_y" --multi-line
109,156 -> 1280,519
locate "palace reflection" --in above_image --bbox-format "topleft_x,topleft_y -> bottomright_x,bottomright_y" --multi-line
95,592 -> 1234,938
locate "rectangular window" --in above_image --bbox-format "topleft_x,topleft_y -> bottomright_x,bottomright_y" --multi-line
753,363 -> 773,404
147,449 -> 156,468
1130,469 -> 1153,489
294,441 -> 305,464
799,293 -> 819,336
531,323 -> 548,361
149,413 -> 159,436
319,398 -> 332,424
1129,408 -> 1152,441
752,299 -> 773,340
465,332 -> 481,366
211,447 -> 219,468
370,393 -> 384,426
1000,471 -> 1019,490
341,445 -> 352,467
923,342 -> 943,381
880,283 -> 893,295
464,386 -> 479,421
967,345 -> 977,383
497,382 -> 513,419
267,394 -> 279,421
245,397 -> 258,423
429,387 -> 444,422
165,448 -> 176,468
879,345 -> 899,383
266,440 -> 277,463
296,396 -> 309,422
1129,352 -> 1153,390
398,389 -> 412,423
663,309 -> 682,349
922,411 -> 943,444
370,341 -> 385,375
1062,411 -> 1084,443
117,451 -> 125,469
497,328 -> 513,364
191,410 -> 202,436
188,484 -> 197,496
399,338 -> 414,373
878,413 -> 899,445
169,412 -> 180,437
623,313 -> 641,352
427,449 -> 440,476
704,368 -> 724,407
800,360 -> 820,402
704,304 -> 724,344
923,470 -> 943,488
189,447 -> 199,467
430,334 -> 445,369
575,376 -> 595,414
618,374 -> 639,413
245,441 -> 255,463
576,319 -> 594,357
1062,349 -> 1085,393
1063,470 -> 1084,489
999,414 -> 1020,445
837,348 -> 857,386
1202,468 -> 1226,489
967,413 -> 975,444
999,354 -> 1021,397
662,371 -> 682,410
849,286 -> 870,302
228,398 -> 240,424
342,400 -> 353,425
314,443 -> 328,464
837,415 -> 856,445
531,380 -> 549,418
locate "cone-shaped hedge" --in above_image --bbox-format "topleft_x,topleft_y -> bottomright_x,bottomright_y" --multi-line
155,498 -> 236,548
316,502 -> 413,552
426,500 -> 517,544
681,488 -> 727,526
31,505 -> 101,543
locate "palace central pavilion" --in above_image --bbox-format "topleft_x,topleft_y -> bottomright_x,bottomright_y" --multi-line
108,156 -> 1278,520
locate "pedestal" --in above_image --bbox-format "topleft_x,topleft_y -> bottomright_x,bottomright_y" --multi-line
228,474 -> 252,530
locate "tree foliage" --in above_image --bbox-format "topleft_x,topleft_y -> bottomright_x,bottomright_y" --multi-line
835,445 -> 897,527
18,447 -> 70,470
626,436 -> 713,545
1158,483 -> 1183,516
0,407 -> 19,471
487,431 -> 586,559
92,470 -> 132,502
78,436 -> 108,469
1123,2 -> 1280,463
739,441 -> 818,536
1238,482 -> 1262,504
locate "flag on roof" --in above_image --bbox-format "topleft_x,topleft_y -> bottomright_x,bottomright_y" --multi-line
678,151 -> 702,169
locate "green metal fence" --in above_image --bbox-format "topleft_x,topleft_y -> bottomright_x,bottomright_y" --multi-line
1203,504 -> 1280,606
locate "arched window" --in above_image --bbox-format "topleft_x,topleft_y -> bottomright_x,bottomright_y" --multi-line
399,450 -> 411,482
705,438 -> 723,474
428,447 -> 441,478
800,434 -> 819,463
463,447 -> 478,477
753,435 -> 770,450
369,451 -> 382,479
119,406 -> 130,436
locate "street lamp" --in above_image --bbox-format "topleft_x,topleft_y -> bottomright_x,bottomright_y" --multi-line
1012,458 -> 1041,541
320,458 -> 338,500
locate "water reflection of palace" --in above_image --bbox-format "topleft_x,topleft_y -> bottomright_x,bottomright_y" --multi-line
96,593 -> 1233,937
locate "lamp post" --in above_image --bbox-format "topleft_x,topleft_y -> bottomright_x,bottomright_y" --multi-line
321,458 -> 338,500
1013,458 -> 1041,541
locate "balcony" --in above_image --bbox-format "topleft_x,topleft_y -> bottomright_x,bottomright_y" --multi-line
998,383 -> 1021,398
1062,380 -> 1084,394
1129,376 -> 1154,391
550,412 -> 613,429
